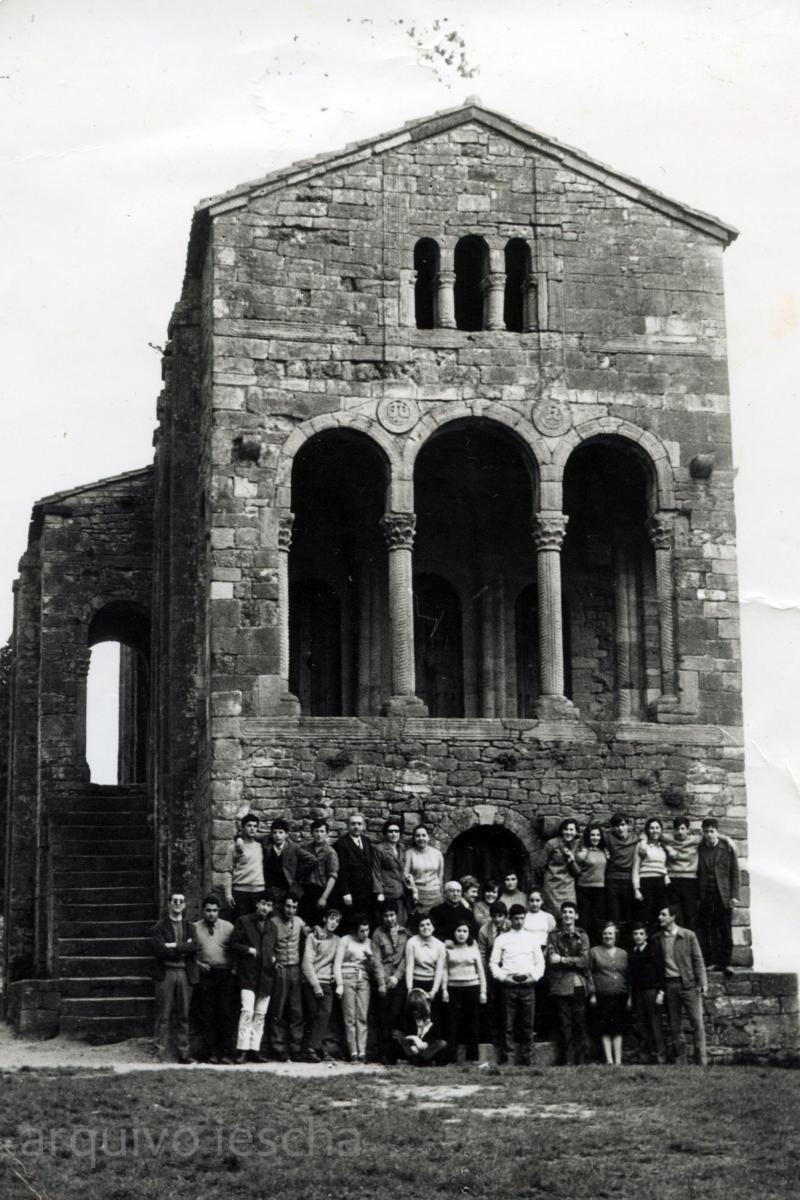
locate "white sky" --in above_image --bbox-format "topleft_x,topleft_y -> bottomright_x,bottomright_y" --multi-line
2,0 -> 798,975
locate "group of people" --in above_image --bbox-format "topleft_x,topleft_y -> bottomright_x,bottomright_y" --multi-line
150,809 -> 740,1069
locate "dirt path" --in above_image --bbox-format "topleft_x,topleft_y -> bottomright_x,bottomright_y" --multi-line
0,1020 -> 380,1076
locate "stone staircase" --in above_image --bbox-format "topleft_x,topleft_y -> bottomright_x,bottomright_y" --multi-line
51,783 -> 155,1042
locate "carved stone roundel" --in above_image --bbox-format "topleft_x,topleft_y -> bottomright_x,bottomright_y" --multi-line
531,397 -> 573,438
377,396 -> 420,434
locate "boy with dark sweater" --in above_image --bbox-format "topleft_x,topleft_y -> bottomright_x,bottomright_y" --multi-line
628,921 -> 666,1064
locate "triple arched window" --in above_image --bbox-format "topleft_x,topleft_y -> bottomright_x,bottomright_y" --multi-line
414,236 -> 535,332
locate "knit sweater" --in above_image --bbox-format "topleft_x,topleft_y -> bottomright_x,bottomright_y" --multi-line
334,934 -> 373,985
589,945 -> 629,995
443,943 -> 487,998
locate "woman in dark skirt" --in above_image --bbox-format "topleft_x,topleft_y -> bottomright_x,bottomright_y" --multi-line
588,922 -> 629,1065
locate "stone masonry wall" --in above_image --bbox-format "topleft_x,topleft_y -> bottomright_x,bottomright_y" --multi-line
198,117 -> 741,729
4,470 -> 154,983
209,715 -> 753,967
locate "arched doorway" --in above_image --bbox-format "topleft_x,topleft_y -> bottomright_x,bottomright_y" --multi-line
445,826 -> 531,891
87,600 -> 150,784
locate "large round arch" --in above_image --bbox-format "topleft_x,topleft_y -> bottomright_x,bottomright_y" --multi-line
290,428 -> 390,715
403,401 -> 548,489
445,826 -> 531,892
552,418 -> 676,513
412,417 -> 538,717
274,413 -> 403,509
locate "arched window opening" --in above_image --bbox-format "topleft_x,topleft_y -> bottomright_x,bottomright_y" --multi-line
87,601 -> 150,784
446,826 -> 532,892
563,438 -> 656,721
504,238 -> 531,333
414,420 -> 536,717
414,238 -> 439,329
413,574 -> 464,716
290,430 -> 389,716
454,235 -> 488,331
289,580 -> 342,716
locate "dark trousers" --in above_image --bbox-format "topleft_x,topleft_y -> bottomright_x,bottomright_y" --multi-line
500,982 -> 536,1065
379,980 -> 408,1062
664,979 -> 707,1064
154,967 -> 192,1059
631,987 -> 666,1062
553,986 -> 588,1065
606,877 -> 634,941
301,980 -> 335,1055
577,887 -> 606,946
668,878 -> 699,931
268,964 -> 304,1055
696,889 -> 733,969
445,985 -> 481,1062
195,967 -> 236,1059
637,877 -> 668,933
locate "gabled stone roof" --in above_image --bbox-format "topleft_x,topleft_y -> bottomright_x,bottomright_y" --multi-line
194,100 -> 738,245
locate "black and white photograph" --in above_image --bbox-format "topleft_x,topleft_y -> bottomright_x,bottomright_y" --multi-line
1,2 -> 798,1196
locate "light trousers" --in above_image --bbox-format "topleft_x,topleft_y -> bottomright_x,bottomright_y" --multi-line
237,989 -> 270,1051
341,972 -> 371,1058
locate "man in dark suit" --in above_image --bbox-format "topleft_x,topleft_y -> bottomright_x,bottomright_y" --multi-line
150,890 -> 199,1063
238,817 -> 316,901
333,812 -> 384,928
696,818 -> 741,976
230,890 -> 279,1063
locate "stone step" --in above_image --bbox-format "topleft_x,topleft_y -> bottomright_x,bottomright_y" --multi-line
59,975 -> 154,999
54,854 -> 153,873
59,937 -> 152,958
52,791 -> 149,815
60,919 -> 155,939
57,885 -> 155,906
55,811 -> 152,828
53,840 -> 154,857
61,1014 -> 153,1043
59,956 -> 152,978
62,995 -> 154,1018
55,870 -> 154,890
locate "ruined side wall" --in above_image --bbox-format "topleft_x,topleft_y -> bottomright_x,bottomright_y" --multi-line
3,471 -> 154,985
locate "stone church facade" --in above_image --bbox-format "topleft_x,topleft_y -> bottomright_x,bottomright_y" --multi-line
3,103 -> 797,1056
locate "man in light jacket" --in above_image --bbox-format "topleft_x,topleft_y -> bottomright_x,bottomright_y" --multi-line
656,903 -> 708,1065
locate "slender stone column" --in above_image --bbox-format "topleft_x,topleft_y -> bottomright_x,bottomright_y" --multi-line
531,513 -> 577,719
75,646 -> 92,782
253,513 -> 301,716
648,513 -> 678,708
479,588 -> 496,717
522,278 -> 538,332
357,565 -> 371,717
435,270 -> 456,329
277,513 -> 294,682
493,578 -> 507,717
482,271 -> 506,331
613,541 -> 634,721
380,512 -> 428,715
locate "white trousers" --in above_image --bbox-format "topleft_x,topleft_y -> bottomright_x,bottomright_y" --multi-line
237,989 -> 270,1051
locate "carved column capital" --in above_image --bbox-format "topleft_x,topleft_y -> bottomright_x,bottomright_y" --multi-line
531,513 -> 569,552
435,270 -> 456,288
278,513 -> 295,553
647,514 -> 673,552
380,511 -> 417,552
480,271 -> 506,294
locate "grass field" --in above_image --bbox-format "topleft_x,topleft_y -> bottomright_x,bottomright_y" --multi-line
1,1064 -> 798,1199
